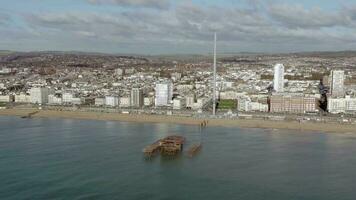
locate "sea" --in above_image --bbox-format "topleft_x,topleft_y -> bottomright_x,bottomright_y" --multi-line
1,116 -> 356,200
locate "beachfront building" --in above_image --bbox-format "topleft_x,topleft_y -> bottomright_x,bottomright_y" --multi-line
173,98 -> 186,110
144,97 -> 154,107
105,96 -> 119,107
15,93 -> 31,103
62,92 -> 81,105
155,81 -> 173,107
62,93 -> 74,104
330,70 -> 345,98
48,94 -> 62,105
273,64 -> 285,93
270,94 -> 318,113
185,95 -> 196,109
237,97 -> 268,112
328,96 -> 356,114
95,97 -> 105,106
131,88 -> 143,108
192,98 -> 207,110
119,97 -> 131,107
30,87 -> 49,104
0,95 -> 13,102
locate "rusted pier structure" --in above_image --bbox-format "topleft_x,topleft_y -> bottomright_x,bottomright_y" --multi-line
21,111 -> 40,119
143,135 -> 185,158
143,141 -> 161,157
187,143 -> 202,157
199,120 -> 208,128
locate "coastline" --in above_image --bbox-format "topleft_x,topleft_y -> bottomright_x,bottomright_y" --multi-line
0,108 -> 355,134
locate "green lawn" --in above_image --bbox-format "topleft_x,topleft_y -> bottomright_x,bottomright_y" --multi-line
218,99 -> 237,110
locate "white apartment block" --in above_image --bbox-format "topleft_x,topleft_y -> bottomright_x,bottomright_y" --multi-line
131,88 -> 143,108
144,97 -> 153,107
15,93 -> 31,103
328,97 -> 356,114
48,94 -> 62,105
155,81 -> 173,107
0,95 -> 13,102
330,70 -> 345,98
273,64 -> 285,92
120,97 -> 131,107
95,98 -> 105,106
173,98 -> 186,110
30,87 -> 49,104
105,96 -> 119,107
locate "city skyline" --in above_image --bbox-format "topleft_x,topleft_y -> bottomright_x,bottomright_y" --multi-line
2,0 -> 356,54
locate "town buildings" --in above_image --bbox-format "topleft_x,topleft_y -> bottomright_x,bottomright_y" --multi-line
0,51 -> 355,118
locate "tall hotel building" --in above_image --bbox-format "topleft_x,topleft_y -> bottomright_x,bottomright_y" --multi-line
131,88 -> 143,108
155,81 -> 173,107
30,87 -> 49,104
330,70 -> 345,98
273,64 -> 285,93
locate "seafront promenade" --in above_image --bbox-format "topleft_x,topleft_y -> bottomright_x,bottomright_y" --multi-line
1,108 -> 356,134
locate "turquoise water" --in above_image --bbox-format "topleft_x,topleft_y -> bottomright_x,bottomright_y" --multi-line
1,116 -> 356,200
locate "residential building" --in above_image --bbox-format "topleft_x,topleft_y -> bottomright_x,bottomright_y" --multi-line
48,94 -> 62,105
95,98 -> 105,106
330,70 -> 345,97
328,96 -> 356,114
270,95 -> 317,113
130,88 -> 143,108
155,81 -> 173,107
30,87 -> 49,104
173,98 -> 185,110
105,96 -> 119,107
0,95 -> 13,102
144,97 -> 153,107
15,93 -> 31,103
273,64 -> 285,92
119,97 -> 131,107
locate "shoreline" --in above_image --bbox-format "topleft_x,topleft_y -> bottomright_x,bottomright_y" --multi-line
1,108 -> 356,134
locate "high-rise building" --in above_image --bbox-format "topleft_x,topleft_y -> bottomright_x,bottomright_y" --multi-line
273,64 -> 285,92
155,81 -> 173,107
330,70 -> 345,98
131,88 -> 143,108
30,87 -> 49,104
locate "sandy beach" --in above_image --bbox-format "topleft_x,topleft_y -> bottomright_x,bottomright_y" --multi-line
0,108 -> 355,134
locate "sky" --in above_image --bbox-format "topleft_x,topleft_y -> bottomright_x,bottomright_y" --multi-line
1,0 -> 356,54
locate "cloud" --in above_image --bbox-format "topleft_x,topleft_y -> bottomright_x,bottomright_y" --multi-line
87,0 -> 170,9
0,12 -> 10,25
5,1 -> 356,54
267,4 -> 348,28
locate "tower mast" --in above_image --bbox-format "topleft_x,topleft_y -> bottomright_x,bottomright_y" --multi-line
213,33 -> 217,116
